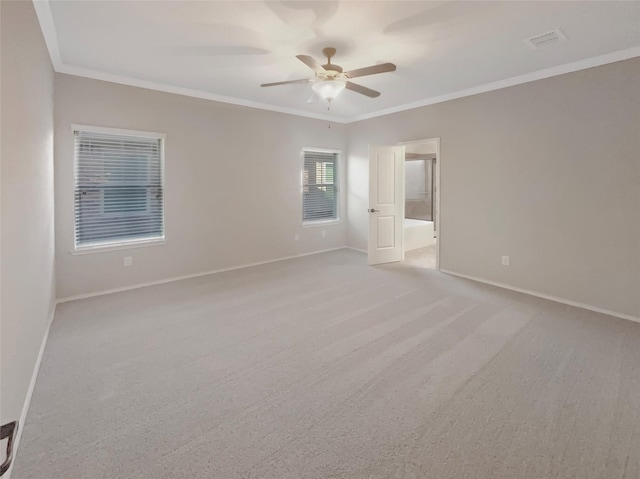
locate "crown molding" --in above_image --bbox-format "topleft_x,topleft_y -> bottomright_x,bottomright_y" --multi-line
31,0 -> 346,123
33,0 -> 639,125
345,45 -> 640,123
54,64 -> 347,123
33,0 -> 62,66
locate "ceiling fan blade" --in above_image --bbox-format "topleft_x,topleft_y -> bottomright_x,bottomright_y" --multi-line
261,79 -> 312,87
345,62 -> 396,79
345,81 -> 381,98
296,55 -> 326,74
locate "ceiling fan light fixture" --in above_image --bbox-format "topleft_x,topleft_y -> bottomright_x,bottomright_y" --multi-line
312,79 -> 346,102
262,48 -> 391,102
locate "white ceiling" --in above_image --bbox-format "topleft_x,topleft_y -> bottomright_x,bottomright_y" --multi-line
36,1 -> 640,122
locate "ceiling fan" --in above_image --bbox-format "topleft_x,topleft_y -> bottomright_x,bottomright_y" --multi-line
261,47 -> 396,104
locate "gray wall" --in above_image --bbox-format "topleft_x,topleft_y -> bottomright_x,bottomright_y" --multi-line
0,0 -> 56,448
347,58 -> 640,318
54,75 -> 347,299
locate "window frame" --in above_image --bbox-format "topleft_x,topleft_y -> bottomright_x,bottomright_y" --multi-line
301,147 -> 341,227
72,124 -> 167,254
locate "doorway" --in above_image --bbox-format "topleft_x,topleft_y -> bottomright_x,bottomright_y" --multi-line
402,139 -> 438,270
367,139 -> 440,270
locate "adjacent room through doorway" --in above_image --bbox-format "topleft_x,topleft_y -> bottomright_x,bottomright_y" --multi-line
403,140 -> 438,269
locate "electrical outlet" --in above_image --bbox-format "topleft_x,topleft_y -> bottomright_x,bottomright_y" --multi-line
321,230 -> 326,238
124,256 -> 133,267
501,256 -> 510,266
294,233 -> 300,241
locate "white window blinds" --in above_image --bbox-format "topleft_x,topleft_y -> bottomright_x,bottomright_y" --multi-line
303,150 -> 338,223
74,129 -> 165,249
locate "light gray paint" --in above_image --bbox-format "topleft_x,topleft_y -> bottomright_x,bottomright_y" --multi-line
54,75 -> 347,298
0,0 -> 56,438
347,58 -> 640,318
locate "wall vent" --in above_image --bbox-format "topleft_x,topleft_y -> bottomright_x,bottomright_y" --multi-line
525,29 -> 567,49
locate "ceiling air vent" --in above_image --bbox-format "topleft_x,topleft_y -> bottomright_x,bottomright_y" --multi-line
525,29 -> 567,49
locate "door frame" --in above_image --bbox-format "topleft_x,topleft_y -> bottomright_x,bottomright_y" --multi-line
398,137 -> 441,271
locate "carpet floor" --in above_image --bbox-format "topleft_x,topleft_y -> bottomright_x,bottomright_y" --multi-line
404,244 -> 437,269
13,249 -> 640,478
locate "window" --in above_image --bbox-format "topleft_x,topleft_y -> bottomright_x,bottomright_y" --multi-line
74,127 -> 165,250
302,149 -> 339,224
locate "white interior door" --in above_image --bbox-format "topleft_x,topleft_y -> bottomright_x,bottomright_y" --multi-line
368,145 -> 404,265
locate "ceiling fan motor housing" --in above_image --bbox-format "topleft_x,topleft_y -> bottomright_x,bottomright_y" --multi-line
320,46 -> 344,78
319,65 -> 344,80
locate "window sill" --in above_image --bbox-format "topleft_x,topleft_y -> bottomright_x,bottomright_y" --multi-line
71,238 -> 166,255
301,219 -> 341,228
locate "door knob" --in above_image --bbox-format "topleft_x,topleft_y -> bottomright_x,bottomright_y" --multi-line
368,208 -> 378,213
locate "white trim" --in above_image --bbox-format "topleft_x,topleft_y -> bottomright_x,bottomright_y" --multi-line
345,246 -> 367,254
400,146 -> 406,262
301,147 -> 342,154
440,269 -> 640,324
347,46 -> 640,123
434,139 -> 440,272
71,123 -> 166,140
57,246 -> 346,303
71,239 -> 166,255
301,219 -> 341,228
32,0 -> 639,125
32,0 -> 61,67
58,64 -> 346,124
7,303 -> 57,479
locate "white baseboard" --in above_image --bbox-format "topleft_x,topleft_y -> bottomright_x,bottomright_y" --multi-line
57,246 -> 347,303
345,246 -> 367,254
6,302 -> 57,479
440,269 -> 640,324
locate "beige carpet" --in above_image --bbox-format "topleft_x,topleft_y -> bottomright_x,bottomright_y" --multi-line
404,244 -> 437,269
13,249 -> 640,478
